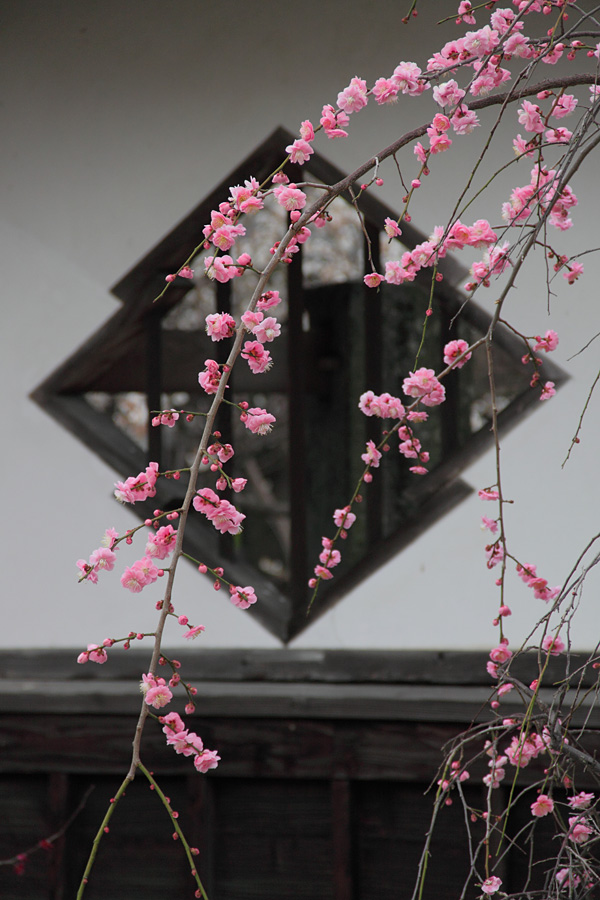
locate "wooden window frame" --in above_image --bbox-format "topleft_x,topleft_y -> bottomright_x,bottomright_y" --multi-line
31,128 -> 568,642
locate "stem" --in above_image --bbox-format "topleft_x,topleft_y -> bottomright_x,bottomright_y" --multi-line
137,762 -> 210,900
76,775 -> 132,899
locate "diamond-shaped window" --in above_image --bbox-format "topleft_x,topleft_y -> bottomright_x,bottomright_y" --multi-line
32,128 -> 568,642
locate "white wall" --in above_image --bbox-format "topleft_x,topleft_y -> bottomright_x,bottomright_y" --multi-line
2,0 -> 599,651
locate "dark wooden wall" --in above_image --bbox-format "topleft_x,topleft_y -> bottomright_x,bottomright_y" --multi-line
1,650 -> 598,899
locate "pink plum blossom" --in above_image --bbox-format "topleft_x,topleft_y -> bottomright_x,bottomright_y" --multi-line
256,290 -> 282,311
391,61 -> 426,96
451,105 -> 479,134
273,184 -> 307,211
334,507 -> 356,529
481,876 -> 502,895
194,750 -> 221,773
489,643 -> 512,664
299,120 -> 314,141
114,462 -> 159,504
540,381 -> 556,401
433,80 -> 465,108
569,792 -> 594,810
319,547 -> 341,568
403,368 -> 446,407
372,78 -> 399,104
243,407 -> 276,435
89,547 -> 117,572
533,331 -> 558,353
518,100 -> 545,134
241,341 -> 272,374
531,794 -> 554,817
252,316 -> 281,343
230,586 -> 258,609
204,255 -> 236,283
364,272 -> 383,288
564,261 -> 584,284
206,500 -> 246,535
184,625 -> 206,640
337,76 -> 368,114
199,359 -> 222,394
542,634 -> 565,656
145,524 -> 177,560
145,683 -> 173,709
361,440 -> 382,468
77,643 -> 108,664
443,339 -> 471,369
205,312 -> 236,341
457,1 -> 476,24
481,517 -> 498,534
569,816 -> 593,843
320,104 -> 349,138
286,139 -> 314,165
152,409 -> 180,428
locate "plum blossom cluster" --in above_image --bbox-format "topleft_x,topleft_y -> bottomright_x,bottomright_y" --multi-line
160,711 -> 220,774
114,463 -> 159,504
482,728 -> 550,790
121,555 -> 162,593
403,368 -> 446,407
151,409 -> 179,428
501,164 -> 578,231
193,487 -> 245,535
143,523 -> 176,559
365,217 -> 500,289
308,507 -> 355,588
437,760 -> 470,805
141,672 -> 173,709
516,561 -> 560,603
77,546 -> 116,584
77,640 -> 113,664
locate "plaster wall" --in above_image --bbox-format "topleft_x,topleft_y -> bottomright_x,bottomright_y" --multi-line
2,0 -> 599,651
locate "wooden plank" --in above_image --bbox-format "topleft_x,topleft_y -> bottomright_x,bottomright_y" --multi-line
3,649 -> 592,688
331,779 -> 353,900
2,679 -> 599,728
3,715 -> 600,788
187,774 -> 216,897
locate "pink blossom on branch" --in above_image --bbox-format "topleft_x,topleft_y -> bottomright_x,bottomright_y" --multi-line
285,138 -> 314,165
542,634 -> 565,656
361,440 -> 382,468
241,341 -> 272,374
481,876 -> 502,895
403,368 -> 446,407
531,794 -> 554,817
568,792 -> 595,810
540,381 -> 556,401
198,358 -> 222,394
273,184 -> 307,211
533,330 -> 559,353
184,625 -> 206,640
77,643 -> 109,664
229,586 -> 258,609
337,76 -> 368,114
443,339 -> 471,369
114,462 -> 159,504
205,312 -> 236,341
320,104 -> 350,139
243,407 -> 276,435
151,409 -> 180,428
333,507 -> 356,529
568,816 -> 593,843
